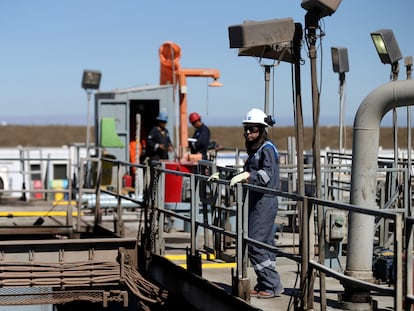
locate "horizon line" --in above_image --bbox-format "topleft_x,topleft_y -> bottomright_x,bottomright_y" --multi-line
0,114 -> 404,127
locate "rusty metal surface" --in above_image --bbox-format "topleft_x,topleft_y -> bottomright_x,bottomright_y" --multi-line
148,254 -> 262,311
0,289 -> 128,307
0,238 -> 136,290
0,237 -> 169,309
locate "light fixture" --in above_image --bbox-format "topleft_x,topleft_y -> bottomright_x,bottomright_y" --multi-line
301,0 -> 342,18
208,79 -> 223,87
331,46 -> 349,154
228,17 -> 299,115
228,18 -> 295,48
228,18 -> 296,63
81,69 -> 102,162
370,29 -> 402,191
82,69 -> 102,90
331,47 -> 349,73
370,29 -> 402,65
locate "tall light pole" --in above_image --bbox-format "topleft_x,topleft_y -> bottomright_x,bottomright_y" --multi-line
81,69 -> 102,157
371,29 -> 403,164
331,47 -> 349,154
405,56 -> 413,204
301,1 -> 342,309
405,55 -> 413,306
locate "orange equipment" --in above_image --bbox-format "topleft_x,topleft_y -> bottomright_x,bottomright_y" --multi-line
159,41 -> 181,85
178,68 -> 221,149
129,140 -> 142,174
158,41 -> 222,156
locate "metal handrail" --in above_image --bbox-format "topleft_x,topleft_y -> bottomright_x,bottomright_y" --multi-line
87,154 -> 411,310
150,160 -> 406,310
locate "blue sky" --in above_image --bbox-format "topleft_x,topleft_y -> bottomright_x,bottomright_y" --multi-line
1,0 -> 413,126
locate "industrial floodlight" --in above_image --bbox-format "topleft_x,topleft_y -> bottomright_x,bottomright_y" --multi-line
370,29 -> 402,65
228,18 -> 296,63
331,47 -> 349,73
81,69 -> 102,160
82,69 -> 102,90
228,18 -> 295,49
301,0 -> 342,18
238,42 -> 294,63
237,23 -> 303,64
405,56 -> 413,68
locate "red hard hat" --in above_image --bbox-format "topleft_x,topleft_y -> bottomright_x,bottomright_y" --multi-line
189,112 -> 201,123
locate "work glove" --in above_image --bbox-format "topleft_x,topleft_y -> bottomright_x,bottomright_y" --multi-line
230,171 -> 250,187
207,172 -> 220,183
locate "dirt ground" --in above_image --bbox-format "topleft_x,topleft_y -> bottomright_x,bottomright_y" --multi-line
0,124 -> 411,151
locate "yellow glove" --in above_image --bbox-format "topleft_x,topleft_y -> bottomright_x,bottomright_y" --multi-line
230,171 -> 250,187
207,172 -> 220,183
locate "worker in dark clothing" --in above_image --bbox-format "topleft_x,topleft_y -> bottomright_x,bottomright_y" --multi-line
188,112 -> 210,160
230,108 -> 283,299
146,112 -> 173,161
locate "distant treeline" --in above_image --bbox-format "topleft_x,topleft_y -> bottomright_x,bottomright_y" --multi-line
0,125 -> 411,151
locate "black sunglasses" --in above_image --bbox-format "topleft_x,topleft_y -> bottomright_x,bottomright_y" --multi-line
243,126 -> 260,133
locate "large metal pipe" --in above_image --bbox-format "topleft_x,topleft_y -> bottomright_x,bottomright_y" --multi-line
344,79 -> 414,302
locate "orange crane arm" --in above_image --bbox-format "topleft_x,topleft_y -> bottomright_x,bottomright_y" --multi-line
178,68 -> 221,149
158,41 -> 222,157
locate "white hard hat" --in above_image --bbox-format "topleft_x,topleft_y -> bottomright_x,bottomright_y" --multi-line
242,108 -> 269,127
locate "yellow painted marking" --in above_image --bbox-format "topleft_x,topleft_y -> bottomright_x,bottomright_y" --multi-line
178,262 -> 236,269
0,211 -> 82,217
52,200 -> 78,206
166,253 -> 234,269
166,253 -> 216,261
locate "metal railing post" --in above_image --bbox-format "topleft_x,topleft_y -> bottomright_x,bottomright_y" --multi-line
156,163 -> 165,255
301,196 -> 309,309
115,161 -> 124,236
406,217 -> 414,310
233,182 -> 250,301
190,172 -> 197,255
395,212 -> 403,310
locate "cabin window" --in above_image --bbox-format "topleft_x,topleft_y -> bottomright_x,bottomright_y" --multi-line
30,164 -> 41,180
53,164 -> 67,180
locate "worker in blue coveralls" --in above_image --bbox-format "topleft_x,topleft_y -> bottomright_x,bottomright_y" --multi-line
231,108 -> 283,299
146,111 -> 173,162
188,112 -> 210,160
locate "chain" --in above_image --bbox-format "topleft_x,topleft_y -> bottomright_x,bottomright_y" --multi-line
148,163 -> 160,253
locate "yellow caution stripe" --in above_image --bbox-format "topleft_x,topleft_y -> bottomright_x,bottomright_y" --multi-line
179,262 -> 236,269
165,253 -> 235,269
52,200 -> 78,206
166,253 -> 216,261
0,211 -> 82,217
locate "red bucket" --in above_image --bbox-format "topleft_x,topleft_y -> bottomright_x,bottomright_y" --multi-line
164,161 -> 195,203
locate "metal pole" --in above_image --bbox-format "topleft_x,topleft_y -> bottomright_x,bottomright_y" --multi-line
391,62 -> 399,165
86,90 -> 92,158
293,23 -> 305,197
405,56 -> 412,216
405,56 -> 413,302
135,114 -> 143,198
300,197 -> 309,309
263,65 -> 271,115
292,22 -> 305,270
305,10 -> 320,310
339,73 -> 346,154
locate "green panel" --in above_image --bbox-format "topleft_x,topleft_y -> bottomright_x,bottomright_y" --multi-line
100,118 -> 125,148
